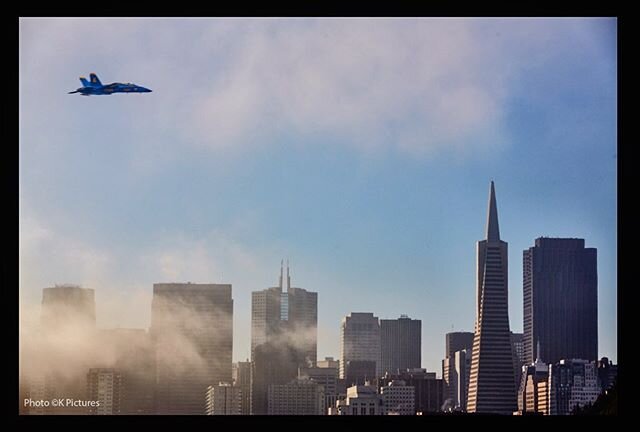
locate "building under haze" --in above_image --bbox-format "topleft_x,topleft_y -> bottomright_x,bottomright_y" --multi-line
467,182 -> 517,414
87,368 -> 123,415
340,312 -> 381,380
22,285 -> 98,414
99,328 -> 155,414
523,238 -> 598,365
251,262 -> 318,414
233,361 -> 252,415
41,284 -> 96,329
299,365 -> 340,415
151,283 -> 233,415
267,377 -> 325,415
380,315 -> 421,376
205,383 -> 242,415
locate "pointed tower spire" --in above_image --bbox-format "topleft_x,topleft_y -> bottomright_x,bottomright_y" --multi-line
486,180 -> 501,242
286,259 -> 291,292
279,259 -> 283,289
536,340 -> 541,362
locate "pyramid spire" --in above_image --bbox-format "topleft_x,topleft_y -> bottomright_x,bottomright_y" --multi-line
286,259 -> 291,292
486,180 -> 500,242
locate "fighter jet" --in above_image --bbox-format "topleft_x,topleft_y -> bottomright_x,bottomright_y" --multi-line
68,73 -> 152,96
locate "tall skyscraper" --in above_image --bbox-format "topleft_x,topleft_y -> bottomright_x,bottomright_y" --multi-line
41,285 -> 96,329
251,261 -> 317,365
523,238 -> 598,365
24,285 -> 98,414
251,262 -> 318,414
380,315 -> 421,375
467,181 -> 517,414
151,283 -> 233,414
340,312 -> 381,379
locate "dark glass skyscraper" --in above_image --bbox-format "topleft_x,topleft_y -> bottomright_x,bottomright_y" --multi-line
467,181 -> 517,414
151,283 -> 233,414
523,238 -> 598,365
380,315 -> 421,375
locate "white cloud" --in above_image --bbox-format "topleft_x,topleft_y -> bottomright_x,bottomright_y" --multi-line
20,18 -> 558,160
19,203 -> 280,358
184,19 -> 511,156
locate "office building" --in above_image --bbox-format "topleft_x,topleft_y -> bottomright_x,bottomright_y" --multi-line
233,361 -> 252,415
548,359 -> 601,415
523,238 -> 598,365
340,312 -> 381,379
316,357 -> 340,369
267,377 -> 325,415
251,263 -> 318,414
379,368 -> 444,414
151,283 -> 233,414
380,380 -> 415,415
205,383 -> 241,415
467,182 -> 518,414
442,331 -> 474,407
87,368 -> 122,415
299,365 -> 339,415
330,384 -> 382,415
380,315 -> 421,375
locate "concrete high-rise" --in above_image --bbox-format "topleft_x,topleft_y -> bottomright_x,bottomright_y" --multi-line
340,312 -> 381,379
299,365 -> 339,415
41,285 -> 96,329
267,377 -> 325,415
442,331 -> 474,408
467,181 -> 517,414
151,283 -> 233,415
380,380 -> 415,415
23,285 -> 98,414
87,368 -> 123,415
233,361 -> 252,415
523,238 -> 598,365
205,383 -> 242,415
379,369 -> 444,414
251,262 -> 318,414
380,315 -> 421,375
453,349 -> 471,411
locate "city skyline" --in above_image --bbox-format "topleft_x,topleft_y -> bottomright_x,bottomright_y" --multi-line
19,17 -> 617,376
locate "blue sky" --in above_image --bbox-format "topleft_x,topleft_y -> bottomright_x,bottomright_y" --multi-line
19,18 -> 617,373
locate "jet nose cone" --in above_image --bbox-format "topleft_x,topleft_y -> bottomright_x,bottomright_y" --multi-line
142,87 -> 152,92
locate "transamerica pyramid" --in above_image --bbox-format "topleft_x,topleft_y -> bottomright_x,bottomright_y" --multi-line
466,181 -> 518,414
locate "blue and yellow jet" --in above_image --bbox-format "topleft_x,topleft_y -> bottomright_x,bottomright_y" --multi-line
68,73 -> 152,96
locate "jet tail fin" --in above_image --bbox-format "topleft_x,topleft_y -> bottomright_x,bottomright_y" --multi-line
79,77 -> 91,87
89,73 -> 102,86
